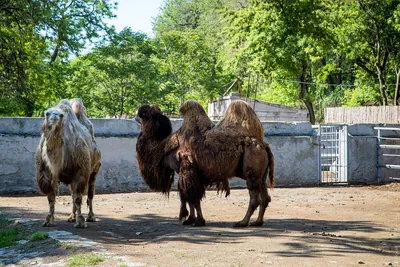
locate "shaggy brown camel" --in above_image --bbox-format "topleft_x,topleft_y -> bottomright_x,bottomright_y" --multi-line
135,100 -> 274,227
36,99 -> 101,228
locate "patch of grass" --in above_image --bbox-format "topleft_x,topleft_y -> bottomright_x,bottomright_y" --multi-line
118,265 -> 129,267
0,228 -> 20,248
67,253 -> 105,267
0,217 -> 11,228
58,241 -> 77,252
30,231 -> 49,241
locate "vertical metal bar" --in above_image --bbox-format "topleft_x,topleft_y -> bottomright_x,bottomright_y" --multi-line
341,126 -> 344,182
318,124 -> 321,185
377,129 -> 381,184
322,125 -> 325,183
332,126 -> 335,183
338,126 -> 341,182
336,126 -> 339,182
346,126 -> 348,182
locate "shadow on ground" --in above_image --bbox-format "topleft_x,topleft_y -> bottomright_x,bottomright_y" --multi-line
0,204 -> 398,263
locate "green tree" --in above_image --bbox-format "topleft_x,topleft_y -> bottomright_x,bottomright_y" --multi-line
0,0 -> 116,116
69,29 -> 161,117
337,0 -> 400,106
223,0 -> 339,124
154,0 -> 233,110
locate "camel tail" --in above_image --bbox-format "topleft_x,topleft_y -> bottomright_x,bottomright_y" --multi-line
265,143 -> 275,189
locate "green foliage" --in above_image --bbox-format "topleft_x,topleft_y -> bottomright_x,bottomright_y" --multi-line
67,253 -> 105,267
2,0 -> 400,121
0,217 -> 11,228
343,86 -> 381,107
0,0 -> 116,117
30,231 -> 49,241
0,228 -> 20,248
58,241 -> 77,251
68,29 -> 162,117
153,0 -> 234,112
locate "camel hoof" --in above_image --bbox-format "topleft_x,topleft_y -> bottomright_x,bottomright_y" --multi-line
233,221 -> 249,227
43,214 -> 55,227
193,218 -> 206,227
86,213 -> 96,222
249,220 -> 264,227
179,208 -> 189,221
182,216 -> 195,225
74,216 -> 87,228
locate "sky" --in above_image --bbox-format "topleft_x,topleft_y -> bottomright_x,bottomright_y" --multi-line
107,0 -> 165,36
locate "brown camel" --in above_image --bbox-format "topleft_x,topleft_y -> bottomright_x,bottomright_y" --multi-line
35,99 -> 101,228
135,100 -> 274,227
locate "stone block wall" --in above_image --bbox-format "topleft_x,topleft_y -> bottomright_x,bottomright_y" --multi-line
0,118 -> 384,194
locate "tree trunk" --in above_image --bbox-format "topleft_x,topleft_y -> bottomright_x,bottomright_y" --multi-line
376,66 -> 388,106
303,98 -> 315,125
321,58 -> 335,93
336,54 -> 342,85
299,63 -> 316,124
394,66 -> 400,106
50,42 -> 60,64
300,82 -> 316,124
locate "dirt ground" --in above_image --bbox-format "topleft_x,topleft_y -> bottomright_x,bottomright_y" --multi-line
1,184 -> 400,267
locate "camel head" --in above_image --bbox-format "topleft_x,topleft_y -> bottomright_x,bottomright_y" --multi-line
135,104 -> 162,124
42,99 -> 77,133
42,107 -> 65,132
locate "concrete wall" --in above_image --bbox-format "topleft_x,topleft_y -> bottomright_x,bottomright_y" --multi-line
0,118 -> 385,195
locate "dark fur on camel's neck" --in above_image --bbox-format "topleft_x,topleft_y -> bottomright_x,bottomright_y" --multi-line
136,104 -> 175,194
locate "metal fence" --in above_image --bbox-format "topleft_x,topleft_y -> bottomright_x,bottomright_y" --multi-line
317,125 -> 348,184
375,127 -> 400,182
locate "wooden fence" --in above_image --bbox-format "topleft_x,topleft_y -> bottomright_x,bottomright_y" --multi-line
325,106 -> 400,124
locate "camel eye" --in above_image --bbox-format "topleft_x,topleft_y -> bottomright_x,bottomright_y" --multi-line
59,114 -> 64,119
45,112 -> 50,117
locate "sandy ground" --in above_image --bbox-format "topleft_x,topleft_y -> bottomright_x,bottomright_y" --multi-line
0,184 -> 400,267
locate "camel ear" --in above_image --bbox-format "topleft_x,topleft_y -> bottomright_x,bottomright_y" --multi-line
176,151 -> 181,162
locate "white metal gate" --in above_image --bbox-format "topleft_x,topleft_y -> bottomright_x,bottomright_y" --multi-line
375,126 -> 400,183
317,125 -> 348,184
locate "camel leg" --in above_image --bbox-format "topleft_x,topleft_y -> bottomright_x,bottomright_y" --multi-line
234,179 -> 260,227
73,192 -> 86,228
71,175 -> 87,229
193,200 -> 206,227
182,203 -> 196,225
67,184 -> 76,222
43,191 -> 56,227
250,179 -> 270,226
179,199 -> 189,221
86,168 -> 99,222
